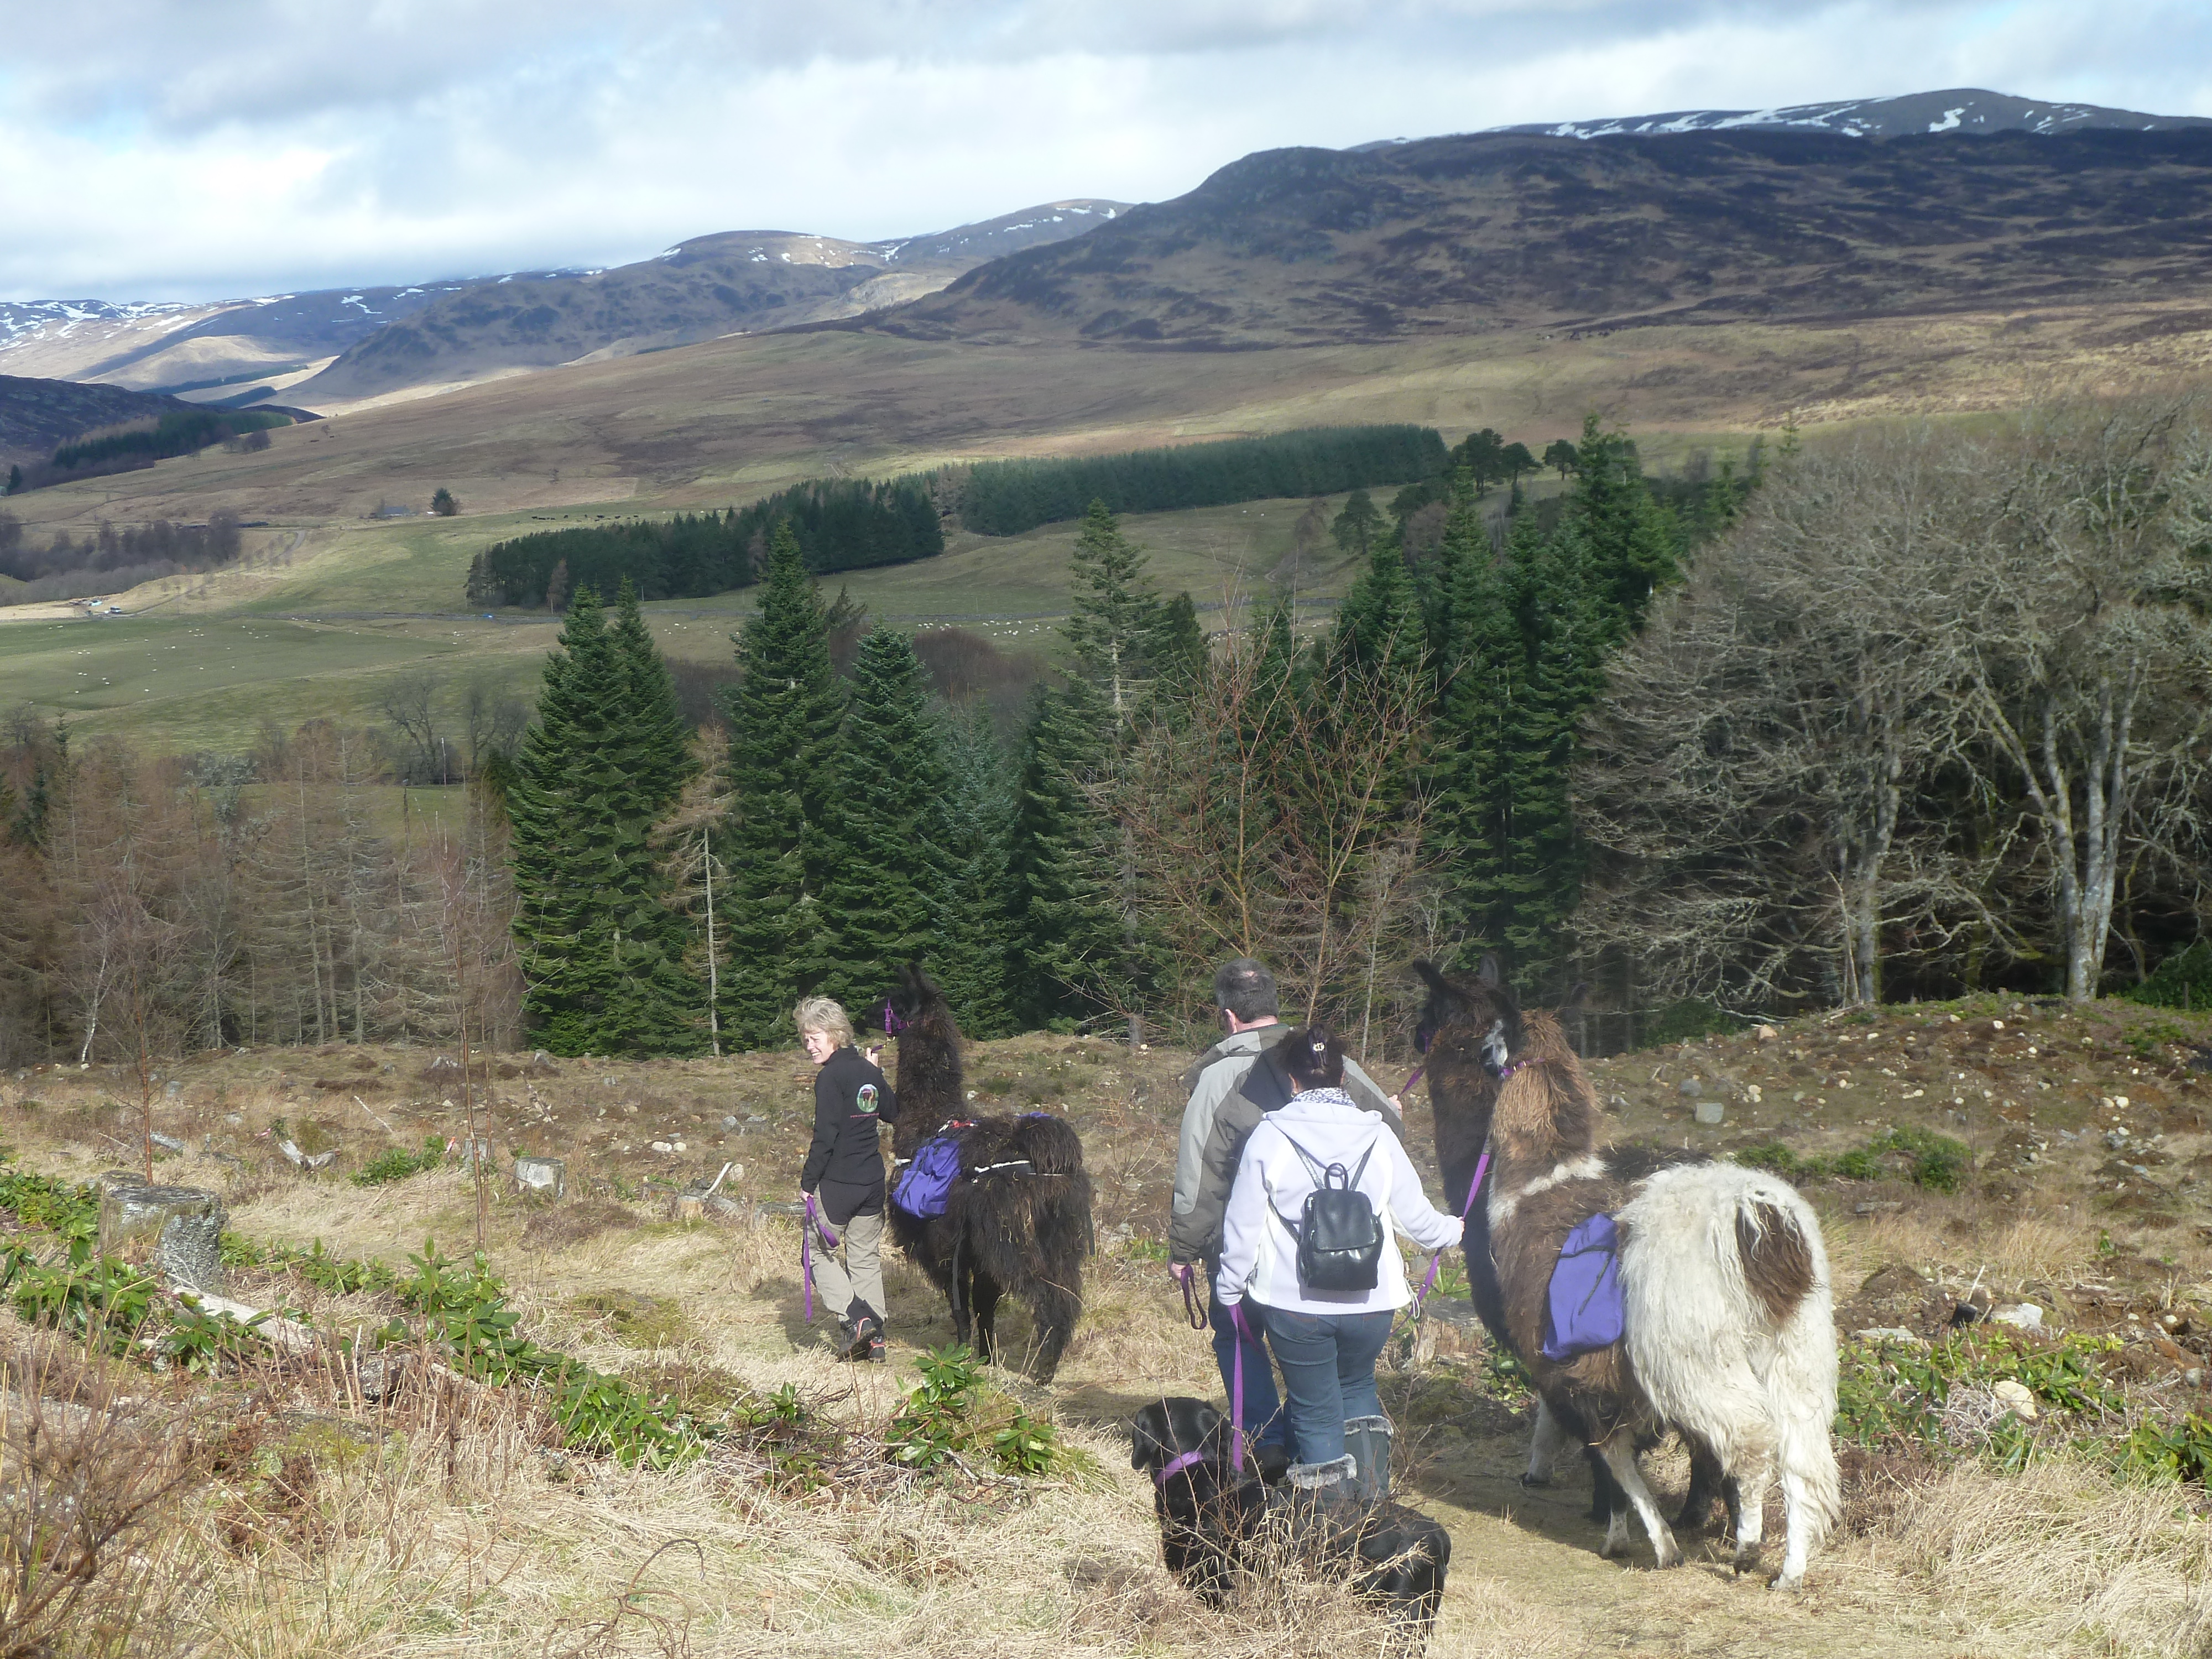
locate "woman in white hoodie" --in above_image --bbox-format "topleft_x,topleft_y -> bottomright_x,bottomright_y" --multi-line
1215,1026 -> 1462,1504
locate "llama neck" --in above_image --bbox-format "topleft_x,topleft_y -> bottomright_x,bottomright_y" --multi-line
1488,1058 -> 1600,1187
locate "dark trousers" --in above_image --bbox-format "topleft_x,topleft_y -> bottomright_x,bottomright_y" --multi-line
1252,1305 -> 1394,1465
1212,1295 -> 1292,1456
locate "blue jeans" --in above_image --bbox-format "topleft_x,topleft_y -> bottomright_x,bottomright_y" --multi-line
1212,1295 -> 1292,1455
1251,1305 -> 1395,1465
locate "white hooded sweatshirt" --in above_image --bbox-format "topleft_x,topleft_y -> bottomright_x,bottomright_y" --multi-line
1215,1087 -> 1463,1317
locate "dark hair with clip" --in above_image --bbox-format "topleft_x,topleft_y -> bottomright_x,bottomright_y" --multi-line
1277,1024 -> 1345,1090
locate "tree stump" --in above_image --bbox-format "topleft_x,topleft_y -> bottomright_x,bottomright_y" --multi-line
97,1184 -> 227,1293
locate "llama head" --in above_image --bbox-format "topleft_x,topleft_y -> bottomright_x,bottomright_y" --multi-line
889,961 -> 947,1029
1414,955 -> 1523,1077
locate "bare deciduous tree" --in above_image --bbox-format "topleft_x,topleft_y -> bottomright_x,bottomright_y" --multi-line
1107,616 -> 1438,1049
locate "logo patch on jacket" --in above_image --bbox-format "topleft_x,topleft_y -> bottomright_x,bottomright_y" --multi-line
855,1083 -> 880,1114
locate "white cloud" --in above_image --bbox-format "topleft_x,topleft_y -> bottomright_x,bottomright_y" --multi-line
1,0 -> 2206,300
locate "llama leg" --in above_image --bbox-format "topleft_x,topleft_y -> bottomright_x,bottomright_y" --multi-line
1732,1459 -> 1771,1577
1771,1460 -> 1822,1590
1674,1434 -> 1726,1535
970,1273 -> 1003,1365
1523,1397 -> 1572,1486
1586,1446 -> 1626,1530
1594,1434 -> 1682,1569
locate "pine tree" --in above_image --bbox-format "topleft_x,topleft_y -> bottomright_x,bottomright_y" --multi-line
507,585 -> 706,1056
1064,499 -> 1167,725
1328,532 -> 1426,685
1010,500 -> 1175,1023
931,707 -> 1023,1037
607,578 -> 696,811
816,625 -> 947,1010
508,588 -> 629,1051
1331,489 -> 1381,557
717,524 -> 847,1046
1559,414 -> 1681,638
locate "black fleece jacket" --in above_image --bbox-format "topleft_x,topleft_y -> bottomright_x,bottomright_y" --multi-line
801,1046 -> 899,1197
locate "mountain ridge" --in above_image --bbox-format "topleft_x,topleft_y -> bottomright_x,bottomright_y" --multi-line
847,125 -> 2212,348
291,200 -> 1130,404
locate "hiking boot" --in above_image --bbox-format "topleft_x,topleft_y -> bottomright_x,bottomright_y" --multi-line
841,1313 -> 882,1361
1344,1415 -> 1394,1507
863,1335 -> 886,1363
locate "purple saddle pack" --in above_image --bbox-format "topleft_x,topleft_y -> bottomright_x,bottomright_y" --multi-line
1540,1212 -> 1625,1362
893,1135 -> 964,1219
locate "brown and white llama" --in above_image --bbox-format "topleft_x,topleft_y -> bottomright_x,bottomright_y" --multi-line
1414,959 -> 1840,1588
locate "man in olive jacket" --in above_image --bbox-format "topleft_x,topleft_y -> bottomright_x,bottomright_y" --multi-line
1168,959 -> 1404,1460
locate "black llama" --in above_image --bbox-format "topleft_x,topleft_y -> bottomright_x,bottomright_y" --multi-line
883,963 -> 1094,1381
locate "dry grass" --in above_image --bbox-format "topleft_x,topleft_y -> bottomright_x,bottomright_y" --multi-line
0,1335 -> 211,1659
1869,1457 -> 2212,1656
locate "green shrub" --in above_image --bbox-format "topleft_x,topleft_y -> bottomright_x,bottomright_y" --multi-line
1730,1126 -> 1970,1191
886,1344 -> 1067,1477
352,1135 -> 446,1187
1641,998 -> 1739,1048
2127,941 -> 2212,1010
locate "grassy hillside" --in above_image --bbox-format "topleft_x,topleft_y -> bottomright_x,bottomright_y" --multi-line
2,993 -> 2208,1655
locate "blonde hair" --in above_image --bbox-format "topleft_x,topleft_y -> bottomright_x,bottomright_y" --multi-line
794,997 -> 855,1048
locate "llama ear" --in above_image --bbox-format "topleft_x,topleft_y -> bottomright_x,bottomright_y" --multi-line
1561,982 -> 1590,1016
1413,959 -> 1452,996
1476,953 -> 1503,988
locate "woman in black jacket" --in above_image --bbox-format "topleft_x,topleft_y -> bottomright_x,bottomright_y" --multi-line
797,996 -> 899,1361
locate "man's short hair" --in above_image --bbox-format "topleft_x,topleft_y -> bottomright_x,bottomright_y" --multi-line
1213,958 -> 1279,1023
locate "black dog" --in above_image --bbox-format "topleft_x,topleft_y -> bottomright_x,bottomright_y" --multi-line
1131,1397 -> 1262,1606
1131,1397 -> 1452,1644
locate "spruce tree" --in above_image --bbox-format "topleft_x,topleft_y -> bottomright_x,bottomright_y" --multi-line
1328,531 -> 1427,686
601,579 -> 707,1053
816,625 -> 947,1010
1063,499 -> 1168,724
509,584 -> 655,1053
1559,413 -> 1682,638
1014,674 -> 1142,1021
717,524 -> 847,1047
1011,500 -> 1176,1023
607,578 -> 696,811
932,707 -> 1023,1037
1428,507 -> 1522,970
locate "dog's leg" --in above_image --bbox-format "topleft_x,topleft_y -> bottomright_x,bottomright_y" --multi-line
1522,1397 -> 1571,1486
1595,1434 -> 1682,1569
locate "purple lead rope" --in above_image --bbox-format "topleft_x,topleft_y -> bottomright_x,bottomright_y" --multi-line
801,1194 -> 841,1323
1229,1301 -> 1250,1473
1412,1134 -> 1491,1317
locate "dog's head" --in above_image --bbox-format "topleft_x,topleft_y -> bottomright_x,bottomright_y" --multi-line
1131,1396 -> 1227,1479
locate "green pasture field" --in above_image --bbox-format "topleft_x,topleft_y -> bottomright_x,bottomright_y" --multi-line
1,487 -> 1503,757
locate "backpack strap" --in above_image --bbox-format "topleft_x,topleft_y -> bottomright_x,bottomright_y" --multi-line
1265,1130 -> 1381,1237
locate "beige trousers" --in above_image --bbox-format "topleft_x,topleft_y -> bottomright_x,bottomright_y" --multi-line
812,1207 -> 885,1328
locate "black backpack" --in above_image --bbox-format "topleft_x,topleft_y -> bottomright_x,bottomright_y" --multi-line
1271,1132 -> 1384,1292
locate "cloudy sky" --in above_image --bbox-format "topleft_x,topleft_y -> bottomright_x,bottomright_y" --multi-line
4,0 -> 2210,301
